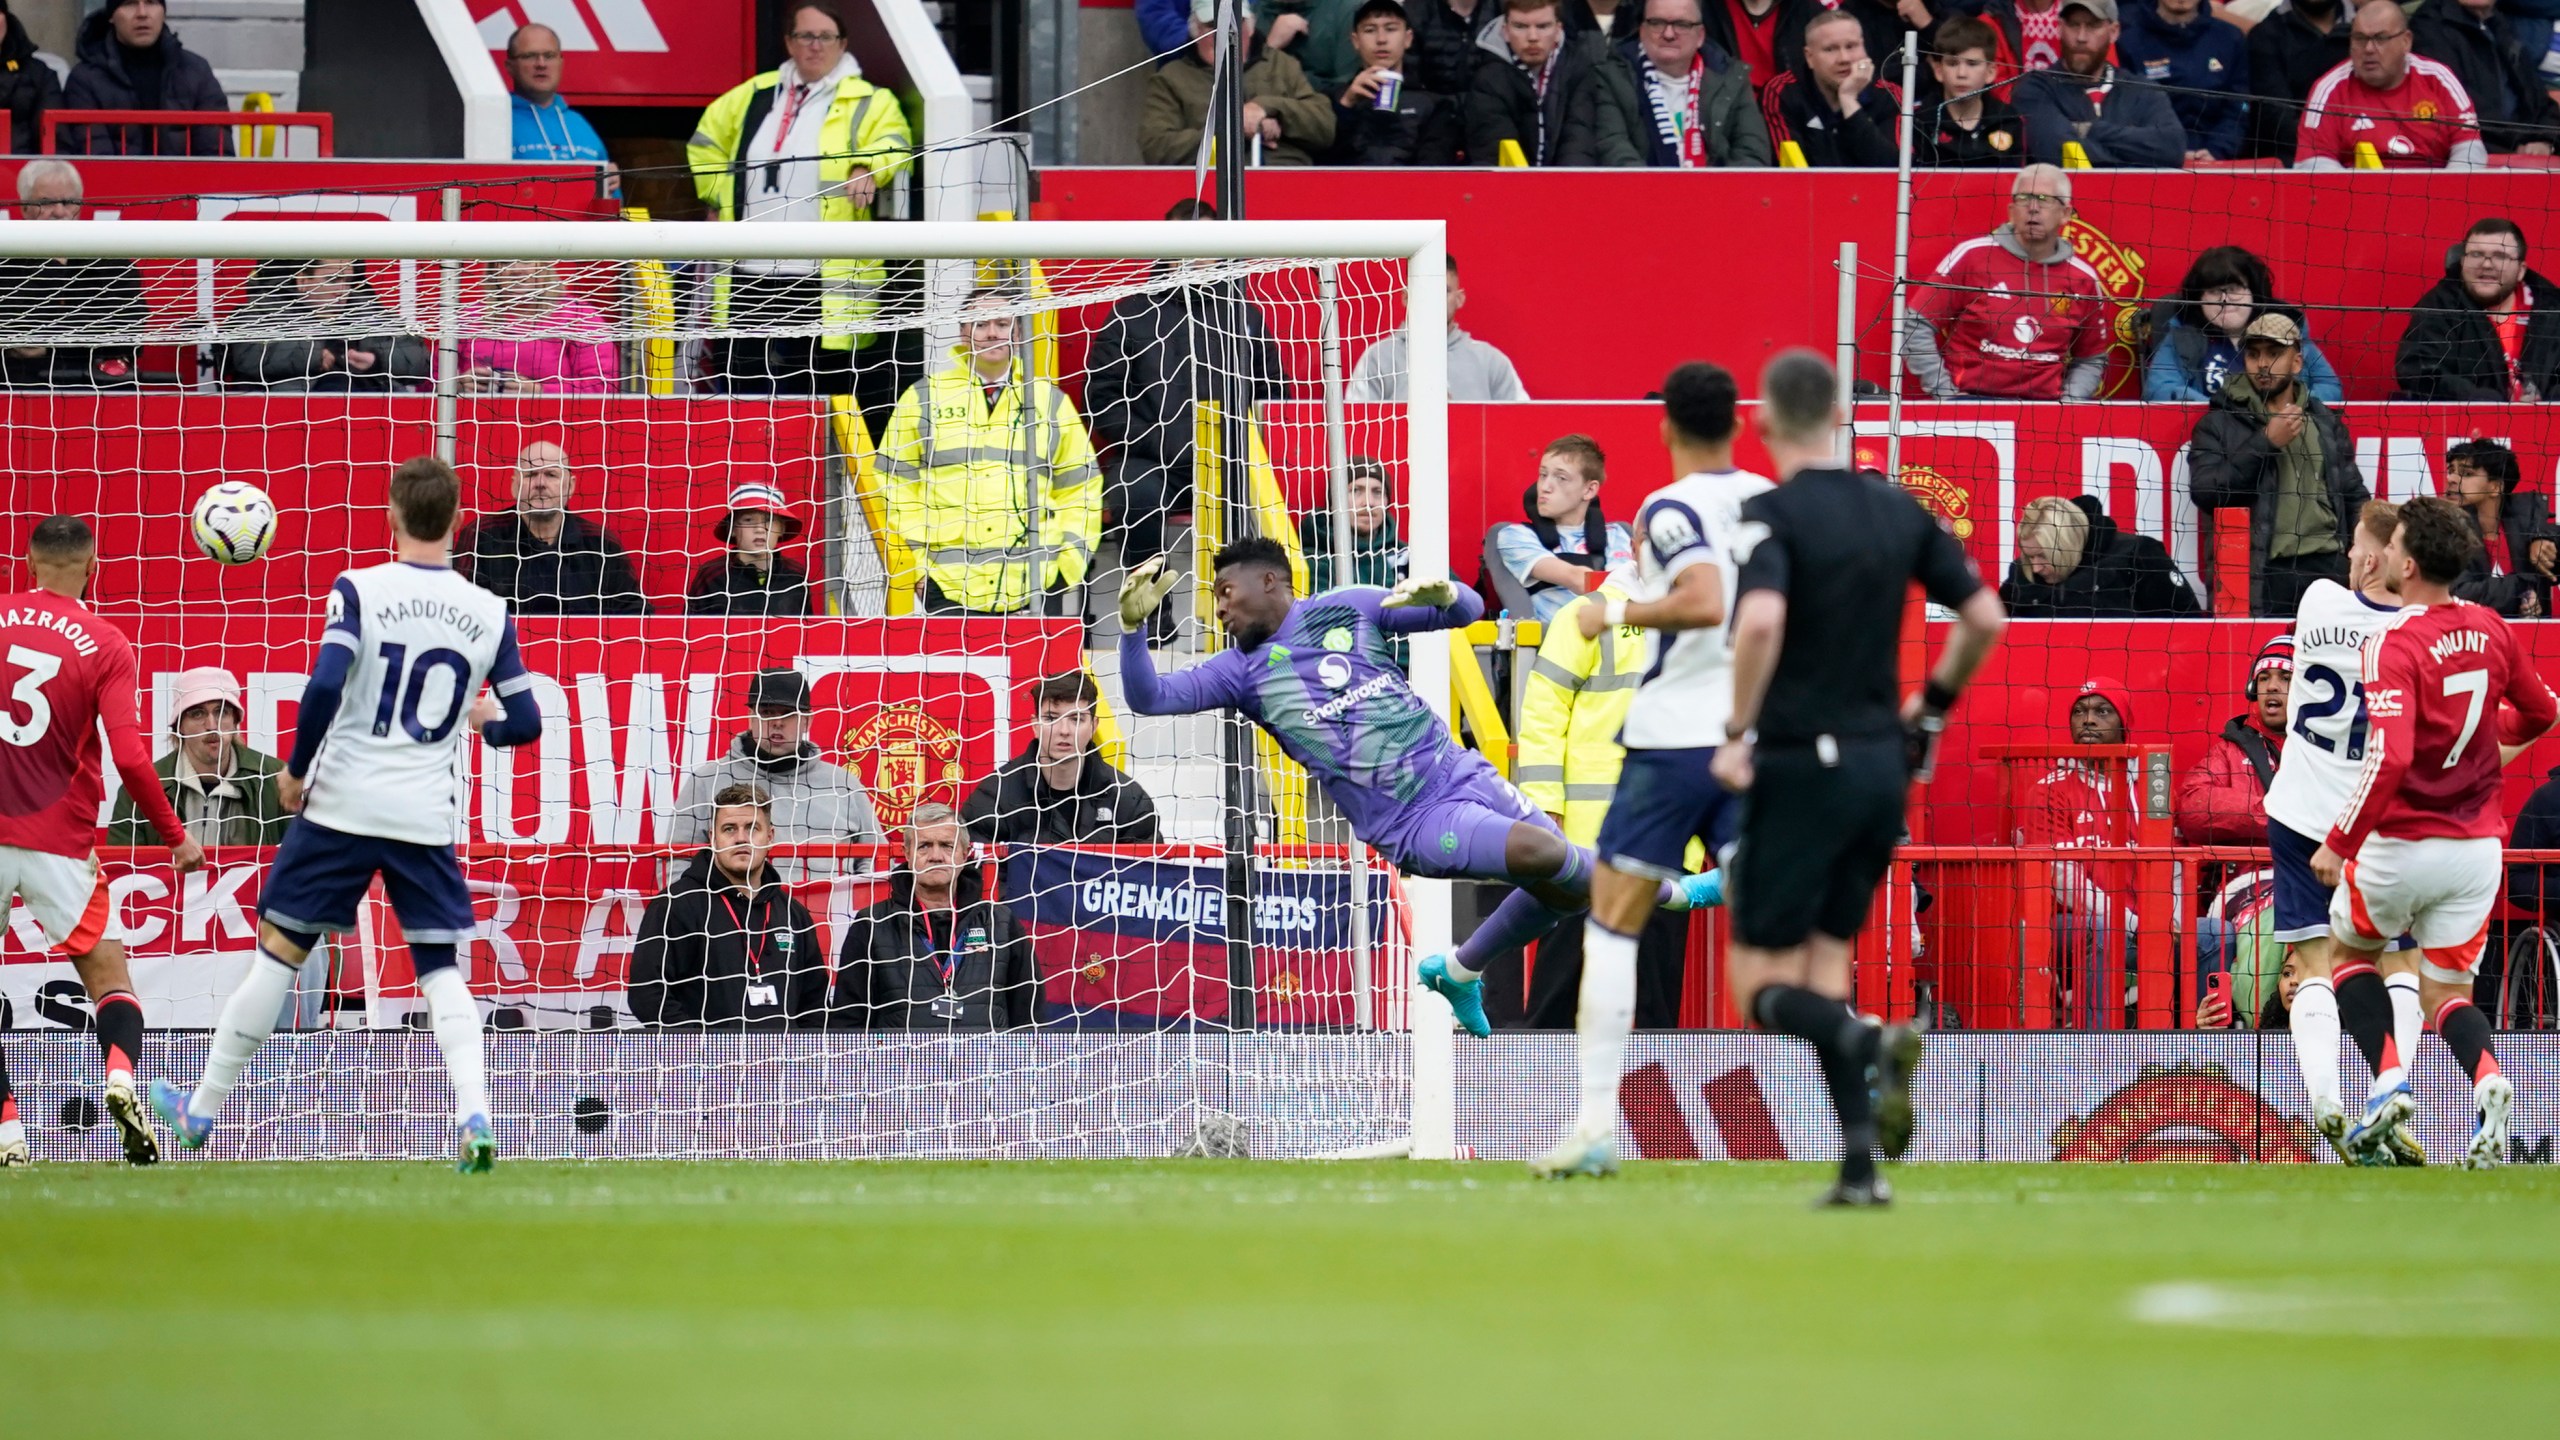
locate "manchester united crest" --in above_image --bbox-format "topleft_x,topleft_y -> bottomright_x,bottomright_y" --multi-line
841,704 -> 966,829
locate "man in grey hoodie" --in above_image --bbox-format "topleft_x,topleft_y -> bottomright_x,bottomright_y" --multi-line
1346,251 -> 1529,401
671,669 -> 883,878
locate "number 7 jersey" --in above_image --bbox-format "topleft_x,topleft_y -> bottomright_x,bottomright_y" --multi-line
303,562 -> 523,846
2265,579 -> 2404,841
2326,599 -> 2558,853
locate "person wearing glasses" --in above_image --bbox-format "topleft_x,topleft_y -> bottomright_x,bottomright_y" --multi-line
0,160 -> 145,390
1559,0 -> 1773,166
688,0 -> 912,397
2395,217 -> 2560,401
1903,164 -> 2109,401
2295,0 -> 2486,169
504,23 -> 609,167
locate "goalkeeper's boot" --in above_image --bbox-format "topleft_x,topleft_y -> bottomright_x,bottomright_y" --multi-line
1871,1020 -> 1925,1161
1662,870 -> 1724,913
2382,1118 -> 2428,1168
0,1120 -> 26,1169
2345,1080 -> 2415,1167
1528,1128 -> 1619,1180
104,1074 -> 159,1166
2310,1098 -> 2357,1165
2464,1074 -> 2513,1172
456,1113 -> 496,1175
149,1079 -> 212,1152
1418,954 -> 1491,1039
1814,1173 -> 1893,1209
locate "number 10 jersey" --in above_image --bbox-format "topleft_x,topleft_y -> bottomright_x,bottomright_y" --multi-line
2265,578 -> 2402,840
304,562 -> 524,846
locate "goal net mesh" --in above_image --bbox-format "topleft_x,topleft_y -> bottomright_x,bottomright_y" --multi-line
0,230 -> 1432,1161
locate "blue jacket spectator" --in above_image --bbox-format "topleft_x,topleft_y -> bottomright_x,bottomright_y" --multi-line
1140,0 -> 1199,57
2145,246 -> 2344,403
505,23 -> 609,164
2113,0 -> 2251,160
62,0 -> 230,156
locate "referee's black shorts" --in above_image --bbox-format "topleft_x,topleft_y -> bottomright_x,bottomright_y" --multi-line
1727,735 -> 1907,950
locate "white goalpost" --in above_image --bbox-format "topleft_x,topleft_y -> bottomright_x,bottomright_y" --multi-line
0,217 -> 1462,1162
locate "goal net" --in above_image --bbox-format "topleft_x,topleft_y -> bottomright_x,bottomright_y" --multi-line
0,216 -> 1460,1161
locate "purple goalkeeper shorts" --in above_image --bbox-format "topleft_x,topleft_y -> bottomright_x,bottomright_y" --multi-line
1371,761 -> 1559,882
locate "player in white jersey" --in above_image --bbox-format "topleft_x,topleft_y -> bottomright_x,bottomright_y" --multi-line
1532,363 -> 1772,1178
2260,501 -> 2423,1165
153,458 -> 546,1172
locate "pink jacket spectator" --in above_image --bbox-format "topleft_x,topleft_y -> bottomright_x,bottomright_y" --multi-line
458,299 -> 619,393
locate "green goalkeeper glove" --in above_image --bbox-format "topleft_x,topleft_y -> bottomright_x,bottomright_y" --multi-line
1119,556 -> 1181,630
1381,576 -> 1457,610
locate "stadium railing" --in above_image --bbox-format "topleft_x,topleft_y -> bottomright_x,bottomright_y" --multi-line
41,109 -> 336,158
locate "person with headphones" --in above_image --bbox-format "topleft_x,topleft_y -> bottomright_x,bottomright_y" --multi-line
2176,635 -> 2294,846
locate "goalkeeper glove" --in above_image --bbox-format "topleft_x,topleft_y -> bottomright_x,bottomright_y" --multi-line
1381,575 -> 1457,610
1119,556 -> 1181,630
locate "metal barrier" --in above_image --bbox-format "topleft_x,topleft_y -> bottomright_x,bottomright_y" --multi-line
41,108 -> 334,158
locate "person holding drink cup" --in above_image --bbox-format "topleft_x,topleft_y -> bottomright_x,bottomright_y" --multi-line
1327,0 -> 1462,162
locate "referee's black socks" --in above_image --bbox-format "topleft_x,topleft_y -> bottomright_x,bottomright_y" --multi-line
1752,984 -> 1881,1184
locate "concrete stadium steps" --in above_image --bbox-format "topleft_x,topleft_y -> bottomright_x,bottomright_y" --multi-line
170,0 -> 303,112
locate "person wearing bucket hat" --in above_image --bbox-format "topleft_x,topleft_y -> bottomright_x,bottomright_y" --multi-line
2176,635 -> 2294,847
108,666 -> 289,848
687,480 -> 812,617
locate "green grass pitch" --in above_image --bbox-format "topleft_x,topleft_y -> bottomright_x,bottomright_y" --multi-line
7,1160 -> 2558,1437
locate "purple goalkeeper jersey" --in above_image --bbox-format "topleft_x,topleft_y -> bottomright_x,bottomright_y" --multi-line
1120,584 -> 1486,843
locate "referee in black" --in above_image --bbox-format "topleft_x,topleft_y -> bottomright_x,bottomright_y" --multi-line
1710,350 -> 2007,1207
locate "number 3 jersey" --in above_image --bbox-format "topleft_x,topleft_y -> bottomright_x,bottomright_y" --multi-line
303,563 -> 526,846
2265,579 -> 2403,840
2326,600 -> 2557,854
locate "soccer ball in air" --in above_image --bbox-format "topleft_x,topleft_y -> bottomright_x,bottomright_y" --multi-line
190,481 -> 276,565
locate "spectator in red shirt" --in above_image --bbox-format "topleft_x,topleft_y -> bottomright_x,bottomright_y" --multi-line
2022,676 -> 2142,1029
2395,217 -> 2560,402
1903,163 -> 2108,400
2176,636 -> 2293,846
2294,0 -> 2486,170
1699,0 -> 1816,91
2443,437 -> 2559,617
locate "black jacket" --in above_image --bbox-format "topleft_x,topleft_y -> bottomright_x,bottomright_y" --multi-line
61,9 -> 230,156
2450,490 -> 2560,616
686,553 -> 811,617
1083,279 -> 1288,486
960,744 -> 1162,848
2012,64 -> 2187,167
830,864 -> 1041,1031
2394,268 -> 2560,402
628,851 -> 829,1030
2509,765 -> 2560,913
1759,69 -> 1901,167
1328,73 -> 1464,164
1557,36 -> 1773,167
0,256 -> 144,388
1463,31 -> 1614,165
221,330 -> 431,393
1918,92 -> 2026,167
457,510 -> 651,616
1998,497 -> 2200,617
2409,0 -> 2560,154
2,12 -> 61,154
2245,1 -> 2350,161
2186,378 -> 2370,617
1406,0 -> 1494,100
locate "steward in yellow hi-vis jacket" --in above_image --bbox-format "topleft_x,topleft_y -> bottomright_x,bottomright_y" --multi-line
1515,578 -> 1650,849
876,307 -> 1103,615
687,44 -> 911,353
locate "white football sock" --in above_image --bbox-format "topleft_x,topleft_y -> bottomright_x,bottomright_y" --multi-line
2290,976 -> 2343,1112
2382,973 -> 2423,1093
191,949 -> 299,1122
417,966 -> 491,1126
0,1117 -> 24,1150
1574,922 -> 1639,1137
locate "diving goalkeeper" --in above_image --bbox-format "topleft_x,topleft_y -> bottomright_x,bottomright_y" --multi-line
1117,537 -> 1714,1036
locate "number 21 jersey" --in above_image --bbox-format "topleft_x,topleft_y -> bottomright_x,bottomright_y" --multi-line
304,562 -> 521,846
2265,579 -> 2401,840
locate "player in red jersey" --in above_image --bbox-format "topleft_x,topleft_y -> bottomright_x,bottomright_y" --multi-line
2311,497 -> 2557,1169
0,516 -> 206,1167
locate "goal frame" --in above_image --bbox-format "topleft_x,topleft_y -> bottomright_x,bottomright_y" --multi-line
0,216 -> 1462,1160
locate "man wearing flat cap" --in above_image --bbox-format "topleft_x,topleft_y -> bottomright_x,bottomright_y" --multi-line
2189,310 -> 2374,617
672,668 -> 883,879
